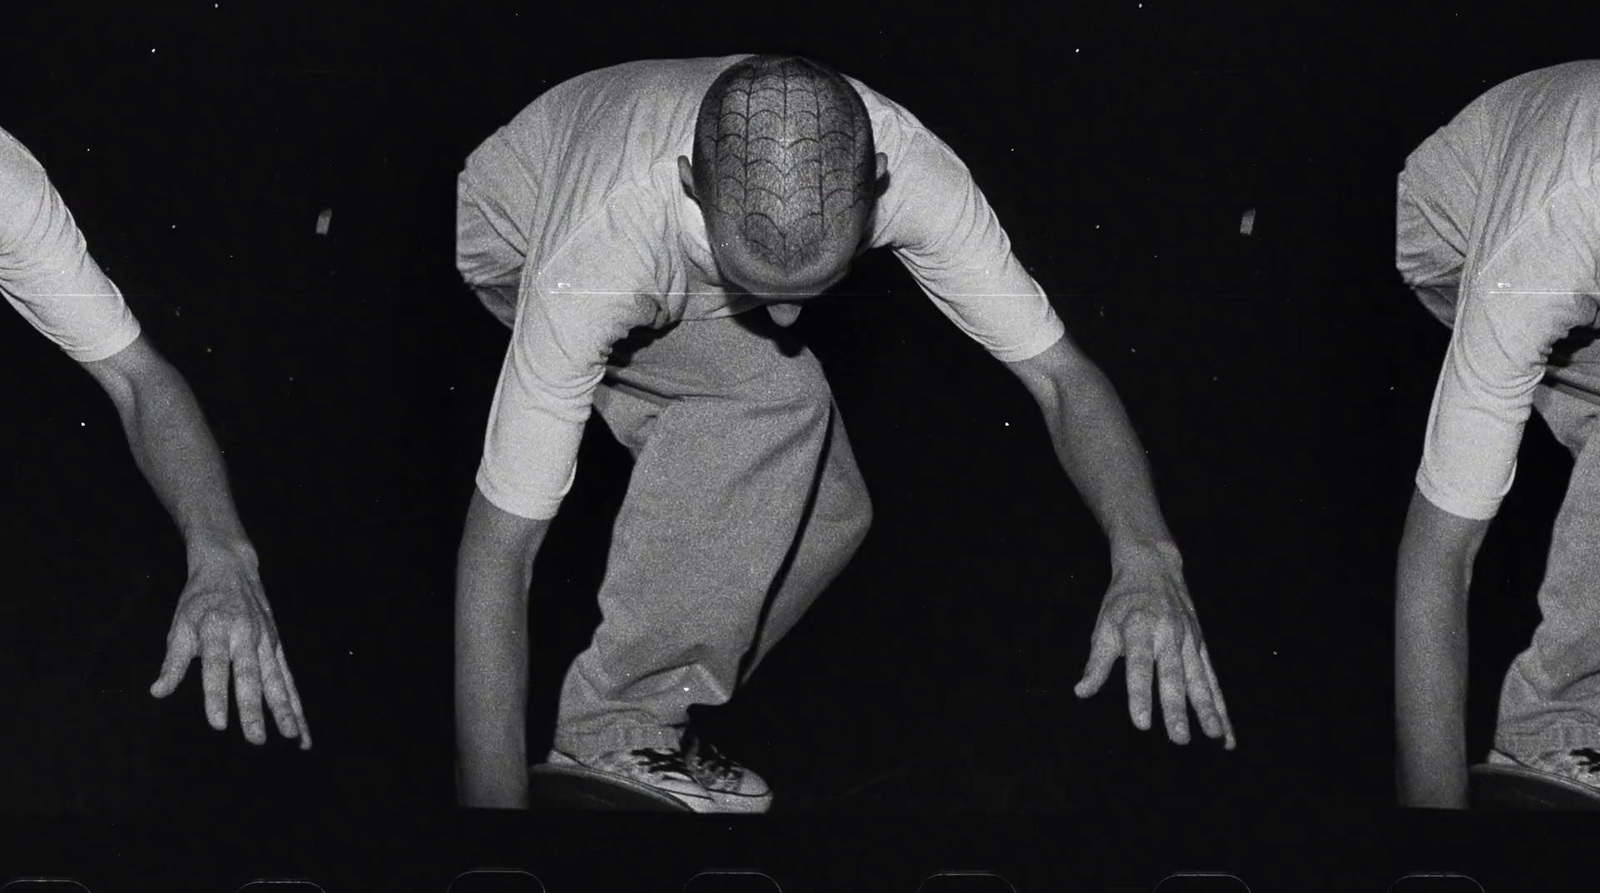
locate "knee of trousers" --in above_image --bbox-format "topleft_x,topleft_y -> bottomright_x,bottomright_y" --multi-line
842,492 -> 874,549
764,349 -> 833,401
822,432 -> 874,548
744,355 -> 838,432
750,353 -> 875,536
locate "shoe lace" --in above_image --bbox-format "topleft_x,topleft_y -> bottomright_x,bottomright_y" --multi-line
1572,747 -> 1600,773
685,737 -> 739,780
630,747 -> 692,776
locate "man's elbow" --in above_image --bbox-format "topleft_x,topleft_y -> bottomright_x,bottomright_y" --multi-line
1396,488 -> 1490,602
1007,335 -> 1104,405
458,488 -> 550,577
81,335 -> 185,416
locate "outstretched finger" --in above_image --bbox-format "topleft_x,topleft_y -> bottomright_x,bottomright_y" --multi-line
200,621 -> 232,732
257,636 -> 300,741
230,623 -> 267,745
150,621 -> 199,698
1075,617 -> 1122,698
277,643 -> 311,750
1200,644 -> 1237,749
1154,621 -> 1189,745
1122,613 -> 1156,731
1181,633 -> 1224,742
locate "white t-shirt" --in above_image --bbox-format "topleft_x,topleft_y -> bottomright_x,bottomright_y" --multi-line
0,127 -> 141,362
459,55 -> 1067,520
1396,61 -> 1600,521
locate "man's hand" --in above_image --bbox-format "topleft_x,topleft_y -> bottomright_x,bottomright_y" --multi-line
1006,336 -> 1234,748
1074,543 -> 1235,749
149,550 -> 310,749
81,336 -> 309,749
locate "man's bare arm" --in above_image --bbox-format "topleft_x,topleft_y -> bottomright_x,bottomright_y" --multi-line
1007,334 -> 1234,748
1006,334 -> 1176,557
456,487 -> 551,808
82,335 -> 254,565
81,334 -> 309,746
1395,487 -> 1489,808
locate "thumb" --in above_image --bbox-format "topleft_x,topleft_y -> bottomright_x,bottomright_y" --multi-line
1075,621 -> 1121,698
150,623 -> 198,698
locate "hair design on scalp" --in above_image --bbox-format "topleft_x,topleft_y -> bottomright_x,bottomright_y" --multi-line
692,55 -> 876,275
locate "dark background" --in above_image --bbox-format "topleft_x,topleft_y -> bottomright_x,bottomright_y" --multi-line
2,2 -> 1600,889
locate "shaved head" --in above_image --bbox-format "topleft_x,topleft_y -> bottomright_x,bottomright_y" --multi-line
689,55 -> 877,293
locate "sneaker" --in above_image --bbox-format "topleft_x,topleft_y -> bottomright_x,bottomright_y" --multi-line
546,748 -> 717,812
681,733 -> 774,814
1490,746 -> 1600,791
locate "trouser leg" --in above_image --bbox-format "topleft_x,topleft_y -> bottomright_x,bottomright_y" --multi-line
1494,386 -> 1600,759
551,316 -> 865,755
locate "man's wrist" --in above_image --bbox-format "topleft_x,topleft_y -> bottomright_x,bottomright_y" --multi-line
184,530 -> 259,575
1107,530 -> 1182,569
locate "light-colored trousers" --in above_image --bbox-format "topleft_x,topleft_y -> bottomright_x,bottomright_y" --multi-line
457,169 -> 873,757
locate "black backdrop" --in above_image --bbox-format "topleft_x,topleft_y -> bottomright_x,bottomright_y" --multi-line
3,2 -> 1600,890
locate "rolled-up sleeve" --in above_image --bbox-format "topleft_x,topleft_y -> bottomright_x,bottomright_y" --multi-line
1418,185 -> 1600,520
0,129 -> 141,362
475,258 -> 655,520
878,130 -> 1065,363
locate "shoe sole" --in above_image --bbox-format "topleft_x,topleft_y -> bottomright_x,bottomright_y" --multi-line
537,753 -> 715,812
703,789 -> 774,814
1469,762 -> 1600,810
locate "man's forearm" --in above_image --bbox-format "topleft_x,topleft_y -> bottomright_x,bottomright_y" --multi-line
1395,491 -> 1481,808
1033,359 -> 1177,555
88,343 -> 255,568
455,490 -> 550,809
